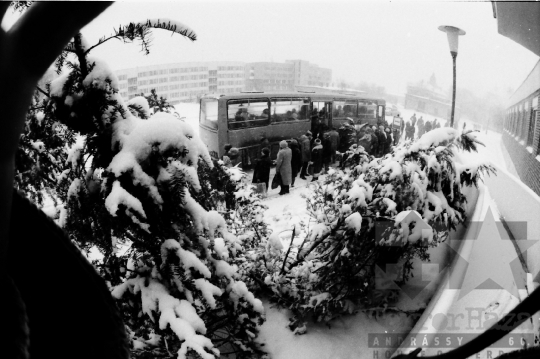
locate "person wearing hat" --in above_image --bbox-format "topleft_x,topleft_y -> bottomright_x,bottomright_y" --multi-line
275,140 -> 292,195
310,138 -> 324,181
223,147 -> 241,168
252,147 -> 272,191
384,127 -> 393,154
299,133 -> 311,179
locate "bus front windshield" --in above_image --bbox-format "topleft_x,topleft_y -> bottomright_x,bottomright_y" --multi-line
200,98 -> 219,130
227,99 -> 270,130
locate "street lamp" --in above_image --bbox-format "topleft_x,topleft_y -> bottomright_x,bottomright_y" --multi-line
438,25 -> 466,128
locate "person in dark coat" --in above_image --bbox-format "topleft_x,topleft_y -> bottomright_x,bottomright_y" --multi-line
370,125 -> 379,156
384,127 -> 393,154
310,138 -> 324,181
424,120 -> 433,133
252,147 -> 271,190
339,119 -> 356,152
275,140 -> 292,195
299,133 -> 311,179
328,127 -> 340,163
376,126 -> 387,157
358,127 -> 372,154
405,121 -> 415,141
322,133 -> 333,174
289,139 -> 302,187
410,114 -> 417,128
417,116 -> 425,138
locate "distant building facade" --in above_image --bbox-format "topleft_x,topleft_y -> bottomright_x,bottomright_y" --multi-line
115,59 -> 332,103
115,61 -> 246,104
244,59 -> 332,92
404,84 -> 460,121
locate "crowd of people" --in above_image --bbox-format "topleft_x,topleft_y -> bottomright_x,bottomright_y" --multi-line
220,112 -> 448,196
403,113 -> 446,141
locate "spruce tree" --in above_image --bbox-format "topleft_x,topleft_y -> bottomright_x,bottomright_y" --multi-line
14,6 -> 266,358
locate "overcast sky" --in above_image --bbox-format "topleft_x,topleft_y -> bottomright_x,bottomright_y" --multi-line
3,0 -> 539,100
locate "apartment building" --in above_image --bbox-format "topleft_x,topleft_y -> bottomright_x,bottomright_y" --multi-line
244,59 -> 332,92
115,59 -> 332,103
115,61 -> 246,104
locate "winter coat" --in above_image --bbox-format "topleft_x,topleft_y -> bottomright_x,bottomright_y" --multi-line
322,137 -> 333,163
328,130 -> 340,153
300,135 -> 311,162
417,118 -> 425,137
405,123 -> 415,136
376,130 -> 386,154
338,125 -> 356,152
311,144 -> 324,175
385,131 -> 393,153
424,121 -> 433,132
276,147 -> 292,186
252,154 -> 272,186
370,132 -> 379,156
358,133 -> 372,153
392,129 -> 400,146
290,141 -> 302,178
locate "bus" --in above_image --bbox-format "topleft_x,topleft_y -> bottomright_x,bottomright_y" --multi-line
199,91 -> 386,167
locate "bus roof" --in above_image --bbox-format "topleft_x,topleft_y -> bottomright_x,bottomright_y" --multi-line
202,91 -> 386,103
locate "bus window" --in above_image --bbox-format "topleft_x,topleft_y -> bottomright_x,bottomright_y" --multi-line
378,105 -> 384,118
333,100 -> 358,119
200,98 -> 218,130
227,99 -> 270,130
270,98 -> 310,123
358,100 -> 377,121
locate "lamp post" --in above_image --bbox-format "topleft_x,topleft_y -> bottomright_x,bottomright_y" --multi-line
438,25 -> 466,128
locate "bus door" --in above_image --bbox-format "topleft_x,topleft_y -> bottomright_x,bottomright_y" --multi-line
199,97 -> 220,160
311,101 -> 332,134
226,98 -> 271,166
